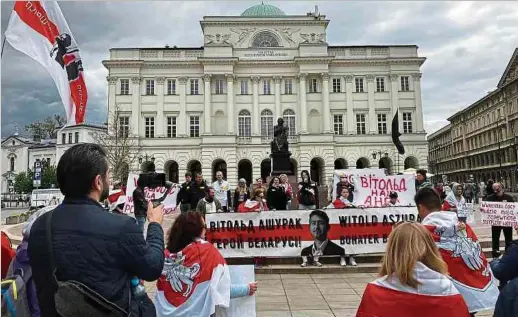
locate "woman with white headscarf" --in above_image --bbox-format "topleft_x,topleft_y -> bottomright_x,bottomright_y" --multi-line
441,183 -> 466,221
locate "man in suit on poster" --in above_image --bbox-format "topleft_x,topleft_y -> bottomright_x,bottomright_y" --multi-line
301,209 -> 346,267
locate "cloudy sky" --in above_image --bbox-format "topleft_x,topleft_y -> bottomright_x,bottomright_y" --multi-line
1,1 -> 517,138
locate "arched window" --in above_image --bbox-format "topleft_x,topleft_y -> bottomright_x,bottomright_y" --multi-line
260,109 -> 274,139
283,109 -> 296,136
251,31 -> 280,48
10,157 -> 15,171
238,110 -> 251,137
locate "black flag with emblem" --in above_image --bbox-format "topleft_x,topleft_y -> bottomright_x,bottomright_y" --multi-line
392,110 -> 405,155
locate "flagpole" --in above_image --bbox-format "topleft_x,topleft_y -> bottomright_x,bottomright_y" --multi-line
1,37 -> 6,59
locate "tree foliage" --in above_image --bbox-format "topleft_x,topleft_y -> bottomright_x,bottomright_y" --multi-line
41,165 -> 58,189
13,171 -> 33,193
91,104 -> 140,185
25,114 -> 66,139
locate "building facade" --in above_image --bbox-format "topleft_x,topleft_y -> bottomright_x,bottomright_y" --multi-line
103,4 -> 428,186
1,124 -> 107,193
428,48 -> 518,189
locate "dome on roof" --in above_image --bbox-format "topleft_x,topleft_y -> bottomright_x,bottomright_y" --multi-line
241,3 -> 286,17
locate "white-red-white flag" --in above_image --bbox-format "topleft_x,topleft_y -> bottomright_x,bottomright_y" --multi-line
422,211 -> 499,313
356,262 -> 470,317
5,1 -> 88,126
155,240 -> 231,317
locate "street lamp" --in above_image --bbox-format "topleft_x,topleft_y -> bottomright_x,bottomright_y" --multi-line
371,150 -> 398,174
138,154 -> 155,164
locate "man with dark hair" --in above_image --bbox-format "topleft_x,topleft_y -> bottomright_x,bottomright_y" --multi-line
300,209 -> 346,267
415,187 -> 499,315
189,173 -> 207,210
486,182 -> 515,257
415,169 -> 433,191
195,186 -> 222,218
27,143 -> 165,317
176,172 -> 192,214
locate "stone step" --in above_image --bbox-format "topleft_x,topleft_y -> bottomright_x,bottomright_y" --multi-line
229,248 -> 495,273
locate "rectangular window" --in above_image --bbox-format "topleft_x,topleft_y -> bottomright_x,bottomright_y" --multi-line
356,114 -> 366,135
376,77 -> 385,92
190,79 -> 199,95
403,112 -> 413,133
215,79 -> 224,95
119,116 -> 129,138
284,79 -> 293,94
400,76 -> 410,91
145,79 -> 155,95
144,117 -> 155,138
333,114 -> 344,135
309,78 -> 318,93
189,116 -> 200,137
167,79 -> 176,95
238,114 -> 251,137
74,132 -> 79,143
166,116 -> 177,138
68,133 -> 72,144
263,80 -> 271,95
377,114 -> 387,134
355,78 -> 364,92
120,79 -> 129,95
240,80 -> 248,95
61,133 -> 66,144
332,78 -> 341,93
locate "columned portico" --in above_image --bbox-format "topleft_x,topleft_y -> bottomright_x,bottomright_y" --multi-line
226,74 -> 235,134
203,74 -> 212,135
366,75 -> 376,134
413,73 -> 425,133
298,73 -> 308,134
178,77 -> 188,137
252,76 -> 260,135
321,73 -> 332,133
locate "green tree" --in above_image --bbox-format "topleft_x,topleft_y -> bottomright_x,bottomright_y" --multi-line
41,165 -> 58,189
13,171 -> 33,193
25,114 -> 66,139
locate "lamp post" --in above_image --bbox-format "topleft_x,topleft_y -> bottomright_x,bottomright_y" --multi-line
371,150 -> 399,174
138,154 -> 155,172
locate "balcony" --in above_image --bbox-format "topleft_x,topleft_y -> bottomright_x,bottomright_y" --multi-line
237,136 -> 252,144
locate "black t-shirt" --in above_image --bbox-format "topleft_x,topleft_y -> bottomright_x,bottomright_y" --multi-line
486,193 -> 515,202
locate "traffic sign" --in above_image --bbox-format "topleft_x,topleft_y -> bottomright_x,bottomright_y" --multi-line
33,160 -> 43,188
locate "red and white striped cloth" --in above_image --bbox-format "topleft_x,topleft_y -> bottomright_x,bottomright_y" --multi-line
356,262 -> 470,317
422,211 -> 499,313
5,1 -> 88,126
155,240 -> 231,317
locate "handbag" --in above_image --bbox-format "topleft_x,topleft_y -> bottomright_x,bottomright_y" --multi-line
45,209 -> 130,317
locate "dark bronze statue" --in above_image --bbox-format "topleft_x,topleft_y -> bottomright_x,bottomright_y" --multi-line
271,117 -> 289,153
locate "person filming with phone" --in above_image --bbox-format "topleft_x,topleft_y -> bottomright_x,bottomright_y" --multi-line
27,143 -> 165,317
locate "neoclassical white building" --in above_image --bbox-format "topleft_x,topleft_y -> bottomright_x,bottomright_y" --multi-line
103,4 -> 428,186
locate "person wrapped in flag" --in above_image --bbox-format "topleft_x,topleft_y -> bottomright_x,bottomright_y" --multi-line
415,187 -> 499,314
356,222 -> 470,317
155,212 -> 257,317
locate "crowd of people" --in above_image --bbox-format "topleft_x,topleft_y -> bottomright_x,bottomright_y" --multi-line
1,143 -> 517,317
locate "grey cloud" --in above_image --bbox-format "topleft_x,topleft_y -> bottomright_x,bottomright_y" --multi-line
2,1 -> 518,137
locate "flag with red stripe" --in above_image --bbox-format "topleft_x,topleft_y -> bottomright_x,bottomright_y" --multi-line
5,1 -> 88,126
356,262 -> 470,317
422,211 -> 499,313
155,240 -> 231,317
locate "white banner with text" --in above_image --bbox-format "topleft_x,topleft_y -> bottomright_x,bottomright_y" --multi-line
206,207 -> 418,258
353,174 -> 416,207
479,201 -> 518,227
123,173 -> 179,215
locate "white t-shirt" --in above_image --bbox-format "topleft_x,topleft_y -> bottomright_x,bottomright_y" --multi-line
204,199 -> 217,214
213,180 -> 230,207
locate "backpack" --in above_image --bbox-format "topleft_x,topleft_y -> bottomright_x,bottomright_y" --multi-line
44,209 -> 130,317
1,261 -> 32,317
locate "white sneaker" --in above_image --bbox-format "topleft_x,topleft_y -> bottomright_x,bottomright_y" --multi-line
300,261 -> 308,267
314,261 -> 322,267
340,257 -> 347,267
349,256 -> 357,266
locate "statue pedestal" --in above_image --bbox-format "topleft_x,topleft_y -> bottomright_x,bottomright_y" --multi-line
270,151 -> 292,176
